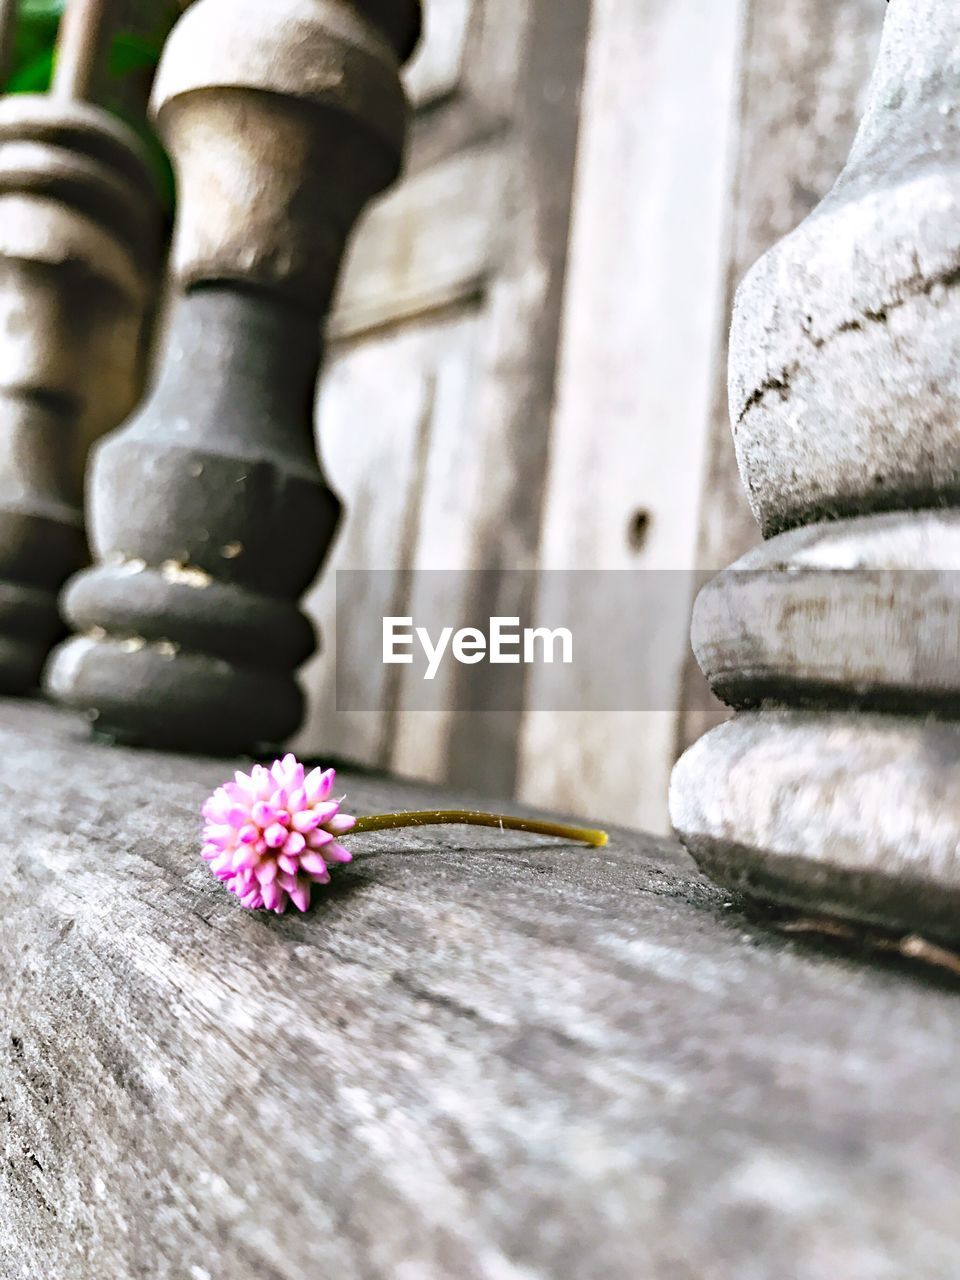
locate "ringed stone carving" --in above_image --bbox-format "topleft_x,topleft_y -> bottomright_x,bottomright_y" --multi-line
46,0 -> 421,752
671,0 -> 960,941
0,1 -> 162,694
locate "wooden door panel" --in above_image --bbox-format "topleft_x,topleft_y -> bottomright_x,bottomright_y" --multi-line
298,310 -> 484,769
302,0 -> 592,799
518,0 -> 744,832
329,144 -> 502,340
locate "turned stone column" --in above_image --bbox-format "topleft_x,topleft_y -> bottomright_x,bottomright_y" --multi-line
46,0 -> 420,753
0,2 -> 162,694
671,0 -> 960,942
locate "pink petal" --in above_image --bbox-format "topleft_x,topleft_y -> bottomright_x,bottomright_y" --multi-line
305,829 -> 333,849
205,823 -> 234,843
278,870 -> 299,893
232,869 -> 255,896
250,766 -> 273,800
264,823 -> 288,849
304,768 -> 335,803
299,851 -> 328,877
261,881 -> 282,911
275,757 -> 305,789
255,859 -> 278,885
291,810 -> 323,833
252,801 -> 280,827
277,853 -> 298,874
283,831 -> 306,856
289,882 -> 311,912
238,824 -> 259,845
325,843 -> 353,865
327,814 -> 356,835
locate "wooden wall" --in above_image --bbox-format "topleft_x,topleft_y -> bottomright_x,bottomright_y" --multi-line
296,0 -> 883,832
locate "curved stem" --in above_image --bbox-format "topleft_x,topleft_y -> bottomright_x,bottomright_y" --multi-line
351,810 -> 608,848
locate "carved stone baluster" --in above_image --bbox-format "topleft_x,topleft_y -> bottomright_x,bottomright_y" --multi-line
46,0 -> 421,753
671,0 -> 960,939
0,0 -> 162,693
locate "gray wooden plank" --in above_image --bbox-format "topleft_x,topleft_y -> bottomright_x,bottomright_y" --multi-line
328,145 -> 501,339
432,0 -> 593,798
519,0 -> 744,833
299,311 -> 485,772
311,0 -> 593,803
1,699 -> 960,1279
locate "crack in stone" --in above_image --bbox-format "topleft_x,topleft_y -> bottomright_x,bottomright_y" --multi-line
735,263 -> 960,427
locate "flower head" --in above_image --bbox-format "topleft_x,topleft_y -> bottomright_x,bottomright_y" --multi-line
201,755 -> 355,913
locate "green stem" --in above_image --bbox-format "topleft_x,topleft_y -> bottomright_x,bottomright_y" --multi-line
351,810 -> 608,848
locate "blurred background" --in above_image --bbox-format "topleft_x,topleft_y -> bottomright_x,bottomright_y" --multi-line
4,0 -> 886,833
4,0 -> 177,198
296,0 -> 884,832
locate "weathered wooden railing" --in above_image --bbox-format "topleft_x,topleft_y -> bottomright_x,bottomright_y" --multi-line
1,1 -> 960,1274
672,0 -> 960,942
44,0 -> 420,753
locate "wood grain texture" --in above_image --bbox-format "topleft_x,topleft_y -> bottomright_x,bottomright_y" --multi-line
329,145 -> 501,340
519,0 -> 743,833
305,0 -> 592,802
297,310 -> 485,772
3,700 -> 960,1278
402,0 -> 592,798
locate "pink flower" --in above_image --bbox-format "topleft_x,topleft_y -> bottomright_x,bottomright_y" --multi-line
201,755 -> 356,913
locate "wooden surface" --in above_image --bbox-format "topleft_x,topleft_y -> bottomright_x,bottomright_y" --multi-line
2,699 -> 960,1278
